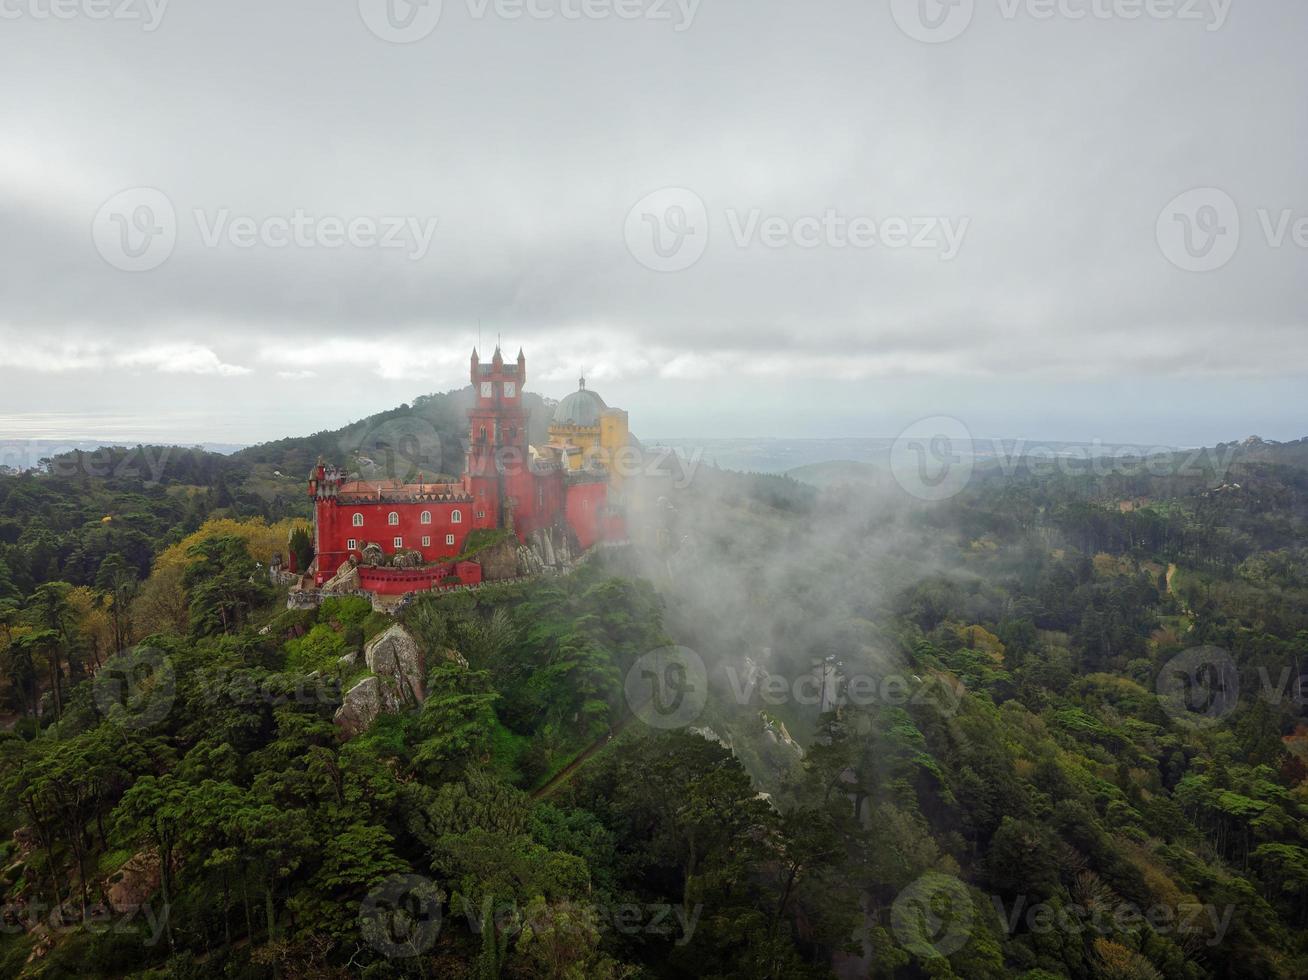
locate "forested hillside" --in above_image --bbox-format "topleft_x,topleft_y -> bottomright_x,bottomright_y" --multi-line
0,437 -> 1305,978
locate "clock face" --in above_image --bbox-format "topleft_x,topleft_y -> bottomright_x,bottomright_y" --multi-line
480,381 -> 493,398
503,382 -> 516,399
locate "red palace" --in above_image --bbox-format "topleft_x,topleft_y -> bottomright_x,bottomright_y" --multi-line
306,347 -> 626,595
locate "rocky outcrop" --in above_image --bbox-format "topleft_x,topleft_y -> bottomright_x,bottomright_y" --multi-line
512,526 -> 579,576
332,624 -> 429,738
478,536 -> 520,581
322,559 -> 361,594
516,542 -> 545,576
392,550 -> 423,569
365,624 -> 426,704
334,675 -> 410,738
106,850 -> 162,914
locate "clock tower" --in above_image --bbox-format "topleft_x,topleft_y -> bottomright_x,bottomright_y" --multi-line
465,346 -> 528,527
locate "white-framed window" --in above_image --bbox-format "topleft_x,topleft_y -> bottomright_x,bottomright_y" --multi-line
445,534 -> 455,546
420,511 -> 432,525
347,538 -> 358,551
422,536 -> 431,547
352,513 -> 364,527
451,509 -> 463,524
476,510 -> 485,519
388,512 -> 399,526
393,537 -> 403,549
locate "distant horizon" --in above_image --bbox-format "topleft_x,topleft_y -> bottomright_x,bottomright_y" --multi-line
2,423 -> 1301,458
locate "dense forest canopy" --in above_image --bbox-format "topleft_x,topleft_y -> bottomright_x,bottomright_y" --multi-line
0,428 -> 1306,978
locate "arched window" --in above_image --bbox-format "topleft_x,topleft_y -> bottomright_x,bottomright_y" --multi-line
352,513 -> 364,527
420,511 -> 432,525
451,509 -> 463,524
388,512 -> 399,526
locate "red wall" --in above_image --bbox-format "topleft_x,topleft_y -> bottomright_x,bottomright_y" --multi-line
314,496 -> 494,585
565,481 -> 609,550
357,560 -> 483,595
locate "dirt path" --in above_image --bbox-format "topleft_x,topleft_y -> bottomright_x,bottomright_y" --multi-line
531,708 -> 644,800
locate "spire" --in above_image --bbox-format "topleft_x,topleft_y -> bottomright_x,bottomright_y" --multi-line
579,375 -> 586,390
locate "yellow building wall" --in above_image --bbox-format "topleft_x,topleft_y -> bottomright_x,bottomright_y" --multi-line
599,409 -> 629,487
547,424 -> 599,470
548,409 -> 627,482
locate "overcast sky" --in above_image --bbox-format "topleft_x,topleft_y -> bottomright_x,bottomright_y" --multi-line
1,0 -> 1304,448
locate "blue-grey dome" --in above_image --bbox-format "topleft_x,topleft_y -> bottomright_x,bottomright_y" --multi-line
552,382 -> 607,427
